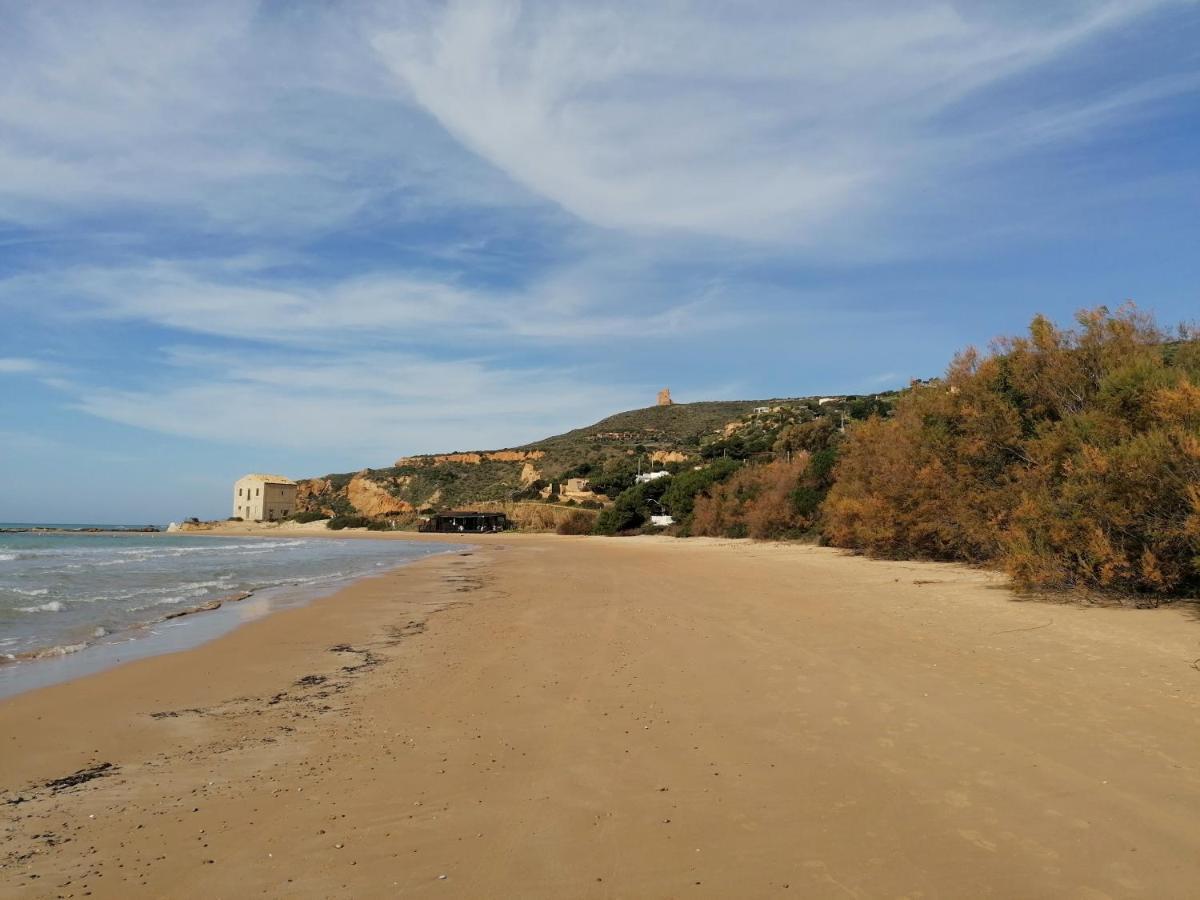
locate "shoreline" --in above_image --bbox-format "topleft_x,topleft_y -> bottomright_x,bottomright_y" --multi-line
3,535 -> 1200,896
0,530 -> 468,700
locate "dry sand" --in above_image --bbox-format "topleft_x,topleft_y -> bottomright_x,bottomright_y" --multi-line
2,534 -> 1199,898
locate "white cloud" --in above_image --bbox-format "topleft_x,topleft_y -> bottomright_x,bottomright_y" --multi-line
0,2 -> 522,233
0,357 -> 41,374
1,1 -> 1190,249
0,257 -> 749,347
68,348 -> 648,460
372,0 -> 1193,245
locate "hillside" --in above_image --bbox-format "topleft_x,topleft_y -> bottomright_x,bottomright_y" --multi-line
294,392 -> 899,518
528,399 -> 773,449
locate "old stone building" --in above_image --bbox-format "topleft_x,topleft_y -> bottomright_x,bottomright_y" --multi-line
657,387 -> 674,406
233,474 -> 297,521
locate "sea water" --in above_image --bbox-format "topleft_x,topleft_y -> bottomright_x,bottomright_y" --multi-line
0,528 -> 452,670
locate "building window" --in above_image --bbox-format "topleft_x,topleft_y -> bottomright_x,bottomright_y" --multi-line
256,487 -> 260,496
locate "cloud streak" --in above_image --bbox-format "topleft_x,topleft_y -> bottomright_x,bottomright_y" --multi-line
67,347 -> 648,461
373,0 -> 1194,246
0,254 -> 755,351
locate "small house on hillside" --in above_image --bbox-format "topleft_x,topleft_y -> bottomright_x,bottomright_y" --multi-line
233,474 -> 297,521
635,470 -> 671,484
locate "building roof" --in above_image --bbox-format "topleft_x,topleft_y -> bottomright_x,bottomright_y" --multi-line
237,473 -> 296,485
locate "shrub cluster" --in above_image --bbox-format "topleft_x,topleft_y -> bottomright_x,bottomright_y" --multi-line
691,458 -> 812,539
326,515 -> 373,530
556,510 -> 598,535
823,305 -> 1200,598
288,510 -> 326,523
687,418 -> 844,540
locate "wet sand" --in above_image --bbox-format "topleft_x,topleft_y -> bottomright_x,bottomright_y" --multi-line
2,534 -> 1199,898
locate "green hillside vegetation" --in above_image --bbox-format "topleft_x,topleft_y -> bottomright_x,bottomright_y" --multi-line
295,391 -> 900,517
596,406 -> 865,537
530,400 -> 777,450
600,305 -> 1197,603
293,304 -> 1198,603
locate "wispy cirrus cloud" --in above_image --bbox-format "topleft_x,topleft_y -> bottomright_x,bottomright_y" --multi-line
0,256 -> 753,348
2,1 -> 1192,251
67,347 -> 648,460
0,357 -> 42,374
372,0 -> 1197,247
0,2 -> 526,236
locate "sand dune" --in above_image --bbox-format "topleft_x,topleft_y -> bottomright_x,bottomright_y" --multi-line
3,535 -> 1199,897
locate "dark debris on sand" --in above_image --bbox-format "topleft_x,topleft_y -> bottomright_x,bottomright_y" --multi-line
44,762 -> 118,793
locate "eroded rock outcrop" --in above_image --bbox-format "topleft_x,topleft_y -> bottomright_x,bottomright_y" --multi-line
346,474 -> 412,517
650,449 -> 689,464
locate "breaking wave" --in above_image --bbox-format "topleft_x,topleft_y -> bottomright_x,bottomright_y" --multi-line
17,600 -> 65,613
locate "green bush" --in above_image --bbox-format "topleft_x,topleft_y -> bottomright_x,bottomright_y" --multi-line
593,479 -> 670,535
327,515 -> 372,530
288,510 -> 326,523
660,458 -> 741,523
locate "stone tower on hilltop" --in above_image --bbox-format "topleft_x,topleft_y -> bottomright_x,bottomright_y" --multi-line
657,387 -> 674,407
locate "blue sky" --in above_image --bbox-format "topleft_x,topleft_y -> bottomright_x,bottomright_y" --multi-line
1,0 -> 1197,523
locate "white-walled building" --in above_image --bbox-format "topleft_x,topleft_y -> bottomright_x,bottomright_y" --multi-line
635,470 -> 671,484
233,474 -> 297,521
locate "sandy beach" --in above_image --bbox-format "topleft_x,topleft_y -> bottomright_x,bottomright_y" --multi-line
3,534 -> 1200,898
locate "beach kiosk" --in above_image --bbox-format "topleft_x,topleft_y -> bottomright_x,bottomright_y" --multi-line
419,511 -> 509,533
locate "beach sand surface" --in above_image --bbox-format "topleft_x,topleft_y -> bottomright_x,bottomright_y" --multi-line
2,534 -> 1199,898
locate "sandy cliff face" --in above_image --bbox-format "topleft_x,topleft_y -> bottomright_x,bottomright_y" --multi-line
295,479 -> 333,513
394,450 -> 545,467
650,450 -> 689,464
346,474 -> 413,517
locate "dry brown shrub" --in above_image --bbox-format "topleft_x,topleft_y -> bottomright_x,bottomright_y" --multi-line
556,510 -> 599,535
823,305 -> 1200,598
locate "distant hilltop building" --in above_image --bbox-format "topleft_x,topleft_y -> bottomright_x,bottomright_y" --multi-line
233,474 -> 297,522
657,387 -> 674,406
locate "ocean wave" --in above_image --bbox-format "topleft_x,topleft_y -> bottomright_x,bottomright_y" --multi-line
77,577 -> 237,605
17,600 -> 65,613
0,553 -> 16,562
113,540 -> 313,558
18,641 -> 90,659
9,587 -> 49,597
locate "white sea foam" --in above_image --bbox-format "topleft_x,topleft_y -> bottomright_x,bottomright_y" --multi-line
10,587 -> 50,596
0,553 -> 16,562
18,600 -> 65,613
34,641 -> 87,658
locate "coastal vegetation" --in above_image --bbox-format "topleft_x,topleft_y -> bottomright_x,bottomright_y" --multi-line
293,304 -> 1198,602
294,393 -> 895,518
825,305 -> 1200,599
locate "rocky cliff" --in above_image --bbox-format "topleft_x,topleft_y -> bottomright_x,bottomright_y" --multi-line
294,393 -> 898,518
